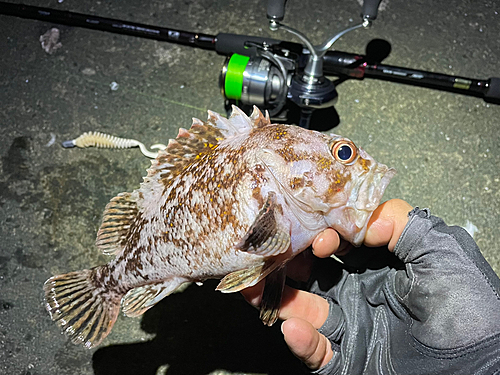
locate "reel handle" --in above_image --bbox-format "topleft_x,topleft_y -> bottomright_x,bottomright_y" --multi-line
267,0 -> 287,22
362,0 -> 383,21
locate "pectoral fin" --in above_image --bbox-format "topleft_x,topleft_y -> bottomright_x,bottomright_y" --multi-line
217,192 -> 290,296
236,192 -> 291,257
259,265 -> 287,326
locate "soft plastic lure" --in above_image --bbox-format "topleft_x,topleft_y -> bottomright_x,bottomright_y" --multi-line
61,131 -> 167,158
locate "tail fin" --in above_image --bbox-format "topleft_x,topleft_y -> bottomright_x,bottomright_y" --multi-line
43,268 -> 121,349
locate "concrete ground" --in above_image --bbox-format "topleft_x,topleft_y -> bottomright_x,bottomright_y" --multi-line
0,0 -> 499,374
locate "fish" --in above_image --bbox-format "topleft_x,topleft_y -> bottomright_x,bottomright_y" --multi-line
43,106 -> 396,349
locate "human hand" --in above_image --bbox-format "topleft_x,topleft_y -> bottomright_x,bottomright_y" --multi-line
241,199 -> 413,369
312,198 -> 413,257
246,199 -> 500,374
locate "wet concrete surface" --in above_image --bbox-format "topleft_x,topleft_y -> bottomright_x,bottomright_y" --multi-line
0,0 -> 499,374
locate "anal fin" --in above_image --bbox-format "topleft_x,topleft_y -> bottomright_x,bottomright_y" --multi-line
122,278 -> 186,317
259,265 -> 287,326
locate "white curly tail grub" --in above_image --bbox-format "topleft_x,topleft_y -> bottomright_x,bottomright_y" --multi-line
61,131 -> 166,158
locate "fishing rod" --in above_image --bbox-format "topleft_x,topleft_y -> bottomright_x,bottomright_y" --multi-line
1,0 -> 499,129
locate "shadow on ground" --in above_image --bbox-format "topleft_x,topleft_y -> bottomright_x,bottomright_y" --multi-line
92,280 -> 305,375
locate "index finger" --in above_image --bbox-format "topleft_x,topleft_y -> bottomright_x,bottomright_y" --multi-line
364,199 -> 413,251
240,282 -> 330,330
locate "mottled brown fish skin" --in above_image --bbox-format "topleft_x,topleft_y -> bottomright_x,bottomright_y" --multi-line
103,125 -> 284,283
100,123 -> 354,289
43,106 -> 396,349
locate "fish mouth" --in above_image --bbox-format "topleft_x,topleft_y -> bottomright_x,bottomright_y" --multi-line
334,163 -> 396,246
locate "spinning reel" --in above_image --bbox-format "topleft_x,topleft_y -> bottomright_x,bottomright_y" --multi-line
219,0 -> 383,128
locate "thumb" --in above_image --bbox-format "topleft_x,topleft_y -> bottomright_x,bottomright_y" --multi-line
365,199 -> 413,251
282,317 -> 334,370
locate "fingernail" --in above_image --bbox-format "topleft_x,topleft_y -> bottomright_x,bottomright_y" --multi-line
312,234 -> 325,255
312,236 -> 321,250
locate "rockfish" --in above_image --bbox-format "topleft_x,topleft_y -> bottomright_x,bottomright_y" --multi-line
44,106 -> 396,348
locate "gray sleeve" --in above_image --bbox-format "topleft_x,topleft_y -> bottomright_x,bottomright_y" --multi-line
309,207 -> 500,375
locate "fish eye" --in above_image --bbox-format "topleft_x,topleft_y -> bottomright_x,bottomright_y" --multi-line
331,140 -> 358,164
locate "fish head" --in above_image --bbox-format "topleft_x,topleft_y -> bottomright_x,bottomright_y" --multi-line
320,135 -> 396,246
256,126 -> 396,246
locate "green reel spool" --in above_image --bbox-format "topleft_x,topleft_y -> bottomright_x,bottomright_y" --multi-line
221,54 -> 250,100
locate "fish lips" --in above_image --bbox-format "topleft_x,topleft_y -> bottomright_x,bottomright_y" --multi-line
327,163 -> 396,247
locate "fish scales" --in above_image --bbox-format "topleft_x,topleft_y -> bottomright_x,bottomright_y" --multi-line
44,106 -> 396,349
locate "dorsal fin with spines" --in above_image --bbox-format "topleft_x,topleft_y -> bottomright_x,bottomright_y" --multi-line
95,106 -> 270,256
